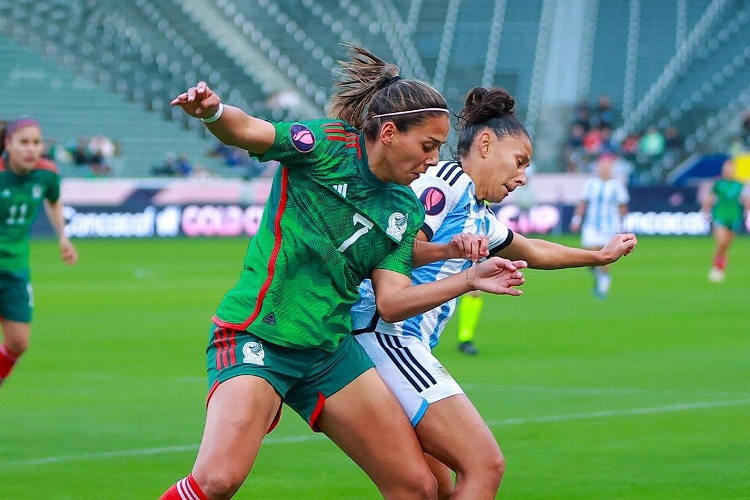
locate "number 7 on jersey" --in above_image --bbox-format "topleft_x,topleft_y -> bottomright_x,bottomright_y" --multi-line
338,213 -> 374,252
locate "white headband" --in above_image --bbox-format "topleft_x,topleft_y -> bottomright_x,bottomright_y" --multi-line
370,108 -> 449,119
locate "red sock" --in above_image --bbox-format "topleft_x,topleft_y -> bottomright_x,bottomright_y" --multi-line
0,344 -> 19,380
160,475 -> 211,500
714,256 -> 727,270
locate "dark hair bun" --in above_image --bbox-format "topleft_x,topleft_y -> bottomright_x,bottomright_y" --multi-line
459,87 -> 516,125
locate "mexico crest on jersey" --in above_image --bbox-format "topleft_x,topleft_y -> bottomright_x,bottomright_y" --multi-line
242,341 -> 265,366
386,212 -> 408,241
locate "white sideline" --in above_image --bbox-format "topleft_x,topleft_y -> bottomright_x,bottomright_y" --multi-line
2,398 -> 748,468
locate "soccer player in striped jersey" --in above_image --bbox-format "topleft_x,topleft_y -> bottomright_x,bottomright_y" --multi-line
0,118 -> 78,386
353,87 -> 637,498
161,47 -> 527,500
701,158 -> 750,282
570,152 -> 630,298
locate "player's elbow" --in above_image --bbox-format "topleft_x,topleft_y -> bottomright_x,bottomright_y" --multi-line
375,299 -> 406,324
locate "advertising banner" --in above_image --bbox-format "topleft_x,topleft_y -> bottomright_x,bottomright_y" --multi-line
30,177 -> 748,238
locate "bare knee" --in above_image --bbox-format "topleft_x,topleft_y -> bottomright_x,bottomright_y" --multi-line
380,468 -> 438,500
490,451 -> 506,484
4,337 -> 29,356
455,448 -> 505,493
194,470 -> 244,500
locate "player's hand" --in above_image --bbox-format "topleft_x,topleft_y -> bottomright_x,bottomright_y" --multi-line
60,237 -> 78,266
448,233 -> 489,263
469,257 -> 527,296
600,233 -> 637,262
170,82 -> 221,120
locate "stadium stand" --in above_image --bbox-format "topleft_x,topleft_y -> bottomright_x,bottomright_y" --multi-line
2,0 -> 749,182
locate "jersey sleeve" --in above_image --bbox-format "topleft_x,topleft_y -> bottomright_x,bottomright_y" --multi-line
411,174 -> 459,241
486,208 -> 514,254
617,182 -> 630,204
39,160 -> 61,203
254,120 -> 348,168
375,200 -> 425,276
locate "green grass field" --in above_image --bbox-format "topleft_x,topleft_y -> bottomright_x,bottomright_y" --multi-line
1,235 -> 748,499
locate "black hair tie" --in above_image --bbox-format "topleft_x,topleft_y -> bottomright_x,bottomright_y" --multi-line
386,75 -> 402,86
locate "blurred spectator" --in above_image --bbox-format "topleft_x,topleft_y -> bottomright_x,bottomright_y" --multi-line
152,152 -> 182,177
619,131 -> 641,163
741,108 -> 750,144
44,138 -> 73,163
662,126 -> 683,170
590,94 -> 615,129
266,90 -> 301,120
638,126 -> 665,164
572,99 -> 592,131
175,154 -> 193,176
728,135 -> 747,157
583,127 -> 603,156
64,135 -> 116,175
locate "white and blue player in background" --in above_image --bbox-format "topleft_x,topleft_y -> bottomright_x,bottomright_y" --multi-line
570,153 -> 630,298
352,87 -> 638,498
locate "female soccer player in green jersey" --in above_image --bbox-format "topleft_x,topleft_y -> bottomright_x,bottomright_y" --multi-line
702,158 -> 750,282
0,118 -> 77,386
162,45 -> 527,500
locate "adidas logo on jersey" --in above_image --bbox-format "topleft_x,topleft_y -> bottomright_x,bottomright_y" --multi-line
333,184 -> 348,198
262,313 -> 276,326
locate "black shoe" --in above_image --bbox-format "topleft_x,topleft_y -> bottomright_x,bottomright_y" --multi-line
458,341 -> 479,356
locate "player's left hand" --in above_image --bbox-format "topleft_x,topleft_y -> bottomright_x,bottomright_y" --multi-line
600,233 -> 637,262
449,233 -> 489,263
470,257 -> 527,296
60,237 -> 78,265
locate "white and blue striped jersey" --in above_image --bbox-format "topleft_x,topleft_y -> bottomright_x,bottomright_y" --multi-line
351,161 -> 513,349
581,177 -> 629,234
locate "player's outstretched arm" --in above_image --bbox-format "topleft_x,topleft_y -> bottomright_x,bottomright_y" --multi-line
371,257 -> 525,323
171,82 -> 276,154
498,232 -> 637,269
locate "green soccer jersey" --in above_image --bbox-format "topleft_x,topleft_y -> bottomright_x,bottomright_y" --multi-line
0,157 -> 61,272
213,120 -> 425,352
712,178 -> 744,223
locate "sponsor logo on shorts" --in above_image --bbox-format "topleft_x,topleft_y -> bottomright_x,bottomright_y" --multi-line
433,362 -> 453,379
242,341 -> 265,366
290,123 -> 315,152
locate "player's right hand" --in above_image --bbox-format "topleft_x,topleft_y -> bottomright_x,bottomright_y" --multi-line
600,233 -> 637,262
171,81 -> 221,120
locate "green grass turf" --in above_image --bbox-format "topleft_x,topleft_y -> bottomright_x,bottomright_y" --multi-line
0,235 -> 748,499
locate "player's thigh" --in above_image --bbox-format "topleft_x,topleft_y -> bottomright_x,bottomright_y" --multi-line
316,368 -> 432,488
415,393 -> 502,472
193,374 -> 281,483
713,223 -> 736,246
356,332 -> 464,426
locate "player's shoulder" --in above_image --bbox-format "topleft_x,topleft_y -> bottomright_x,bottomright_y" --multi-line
0,157 -> 58,174
35,158 -> 59,174
417,161 -> 471,193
